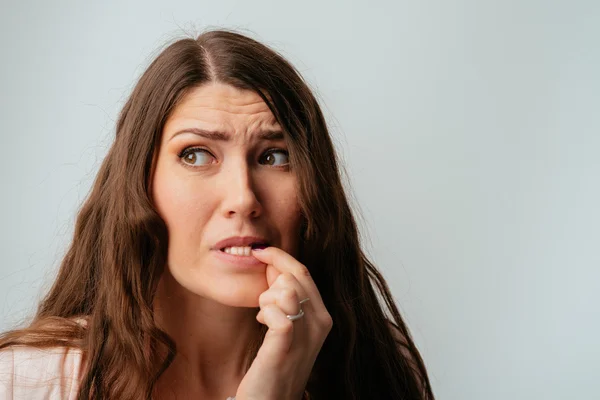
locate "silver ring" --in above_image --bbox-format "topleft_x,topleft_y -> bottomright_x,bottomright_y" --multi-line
286,298 -> 310,322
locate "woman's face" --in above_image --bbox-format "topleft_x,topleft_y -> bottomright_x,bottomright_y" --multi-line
151,82 -> 303,307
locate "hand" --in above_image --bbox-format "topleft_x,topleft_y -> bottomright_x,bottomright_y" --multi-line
234,247 -> 333,400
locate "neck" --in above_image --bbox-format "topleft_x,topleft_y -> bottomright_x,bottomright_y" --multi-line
153,270 -> 263,399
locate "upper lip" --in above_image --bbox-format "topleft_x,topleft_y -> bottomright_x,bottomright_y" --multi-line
213,236 -> 270,250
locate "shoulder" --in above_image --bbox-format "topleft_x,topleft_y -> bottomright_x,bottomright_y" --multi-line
0,345 -> 84,400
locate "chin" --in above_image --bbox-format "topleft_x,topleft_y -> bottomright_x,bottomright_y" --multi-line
168,256 -> 270,308
208,274 -> 268,308
215,291 -> 262,308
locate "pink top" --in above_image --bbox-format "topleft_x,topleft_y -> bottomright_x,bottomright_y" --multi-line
0,346 -> 83,399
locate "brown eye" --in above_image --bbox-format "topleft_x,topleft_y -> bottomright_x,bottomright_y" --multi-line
260,149 -> 289,166
180,148 -> 215,166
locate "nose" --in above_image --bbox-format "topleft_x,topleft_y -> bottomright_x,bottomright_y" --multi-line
219,160 -> 262,219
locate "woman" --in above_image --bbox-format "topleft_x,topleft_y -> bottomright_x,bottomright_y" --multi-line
0,29 -> 434,399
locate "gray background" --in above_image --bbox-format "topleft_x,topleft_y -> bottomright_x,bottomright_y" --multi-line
1,1 -> 599,399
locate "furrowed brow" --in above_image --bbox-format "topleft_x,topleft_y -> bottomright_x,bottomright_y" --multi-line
169,128 -> 230,142
256,129 -> 285,141
169,128 -> 285,142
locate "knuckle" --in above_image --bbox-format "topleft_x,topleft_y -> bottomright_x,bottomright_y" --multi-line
297,265 -> 311,277
258,291 -> 269,304
321,313 -> 333,329
279,273 -> 294,284
280,288 -> 296,300
263,304 -> 277,315
279,320 -> 294,334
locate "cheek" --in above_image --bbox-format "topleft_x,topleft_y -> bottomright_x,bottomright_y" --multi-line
152,167 -> 212,239
262,180 -> 303,252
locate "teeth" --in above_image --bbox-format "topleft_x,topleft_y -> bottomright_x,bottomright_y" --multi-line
223,246 -> 252,256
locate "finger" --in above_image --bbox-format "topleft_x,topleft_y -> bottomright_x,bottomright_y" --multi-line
256,308 -> 264,324
271,273 -> 307,299
276,287 -> 300,317
252,247 -> 325,310
258,288 -> 279,309
262,304 -> 295,356
266,264 -> 280,287
260,287 -> 301,317
270,274 -> 310,316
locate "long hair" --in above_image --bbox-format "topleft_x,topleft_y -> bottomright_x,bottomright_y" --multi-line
0,29 -> 434,399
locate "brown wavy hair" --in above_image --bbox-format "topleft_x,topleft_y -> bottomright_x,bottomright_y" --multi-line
0,29 -> 435,399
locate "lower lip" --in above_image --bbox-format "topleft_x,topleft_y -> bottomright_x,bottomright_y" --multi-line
212,249 -> 265,267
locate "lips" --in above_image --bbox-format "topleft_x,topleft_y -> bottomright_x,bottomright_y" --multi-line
212,236 -> 270,251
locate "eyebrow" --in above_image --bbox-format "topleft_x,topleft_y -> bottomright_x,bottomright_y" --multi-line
169,127 -> 284,142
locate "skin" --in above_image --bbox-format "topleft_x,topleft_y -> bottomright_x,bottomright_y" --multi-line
150,82 -> 332,400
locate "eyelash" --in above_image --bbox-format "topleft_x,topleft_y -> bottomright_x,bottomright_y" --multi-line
177,146 -> 290,169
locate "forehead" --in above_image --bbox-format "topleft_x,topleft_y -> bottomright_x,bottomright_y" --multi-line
163,82 -> 281,141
